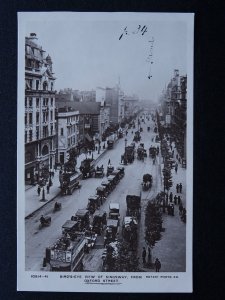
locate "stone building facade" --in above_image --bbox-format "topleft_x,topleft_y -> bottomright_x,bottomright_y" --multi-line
25,33 -> 56,184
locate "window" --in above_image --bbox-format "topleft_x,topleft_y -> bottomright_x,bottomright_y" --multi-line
36,112 -> 39,123
46,112 -> 49,122
25,131 -> 27,143
60,128 -> 64,136
36,127 -> 39,140
29,130 -> 32,142
29,97 -> 32,107
43,81 -> 48,91
25,114 -> 27,125
43,112 -> 46,122
50,111 -> 53,121
29,79 -> 33,89
46,98 -> 49,106
50,125 -> 53,136
51,82 -> 53,91
25,97 -> 27,107
68,138 -> 70,147
51,98 -> 53,106
36,98 -> 39,107
36,80 -> 39,90
29,113 -> 33,124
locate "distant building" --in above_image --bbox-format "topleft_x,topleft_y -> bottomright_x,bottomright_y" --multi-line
25,33 -> 56,184
159,69 -> 187,161
80,90 -> 96,102
55,107 -> 79,165
55,100 -> 104,144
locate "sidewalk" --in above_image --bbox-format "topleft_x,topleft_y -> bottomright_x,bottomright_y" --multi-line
25,140 -> 110,218
140,141 -> 187,272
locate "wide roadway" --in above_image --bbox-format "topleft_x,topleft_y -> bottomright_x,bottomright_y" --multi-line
25,115 -> 162,271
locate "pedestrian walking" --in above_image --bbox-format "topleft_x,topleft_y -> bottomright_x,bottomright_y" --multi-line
179,183 -> 182,193
174,195 -> 178,205
178,195 -> 181,205
175,163 -> 178,173
179,203 -> 183,215
142,247 -> 146,265
108,159 -> 111,165
176,184 -> 179,193
47,184 -> 50,194
169,192 -> 173,203
37,185 -> 41,196
95,146 -> 98,151
147,247 -> 151,265
154,258 -> 161,272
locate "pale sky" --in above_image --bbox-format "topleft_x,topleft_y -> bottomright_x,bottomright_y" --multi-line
23,13 -> 190,102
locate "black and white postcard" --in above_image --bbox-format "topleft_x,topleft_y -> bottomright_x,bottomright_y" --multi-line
17,12 -> 194,292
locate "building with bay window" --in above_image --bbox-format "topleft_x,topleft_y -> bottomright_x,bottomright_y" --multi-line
25,33 -> 56,184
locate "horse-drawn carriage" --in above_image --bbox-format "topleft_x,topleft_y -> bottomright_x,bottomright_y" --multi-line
137,146 -> 147,160
53,201 -> 62,212
142,174 -> 153,191
39,215 -> 51,229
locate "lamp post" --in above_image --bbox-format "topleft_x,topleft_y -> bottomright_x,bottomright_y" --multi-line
124,138 -> 128,165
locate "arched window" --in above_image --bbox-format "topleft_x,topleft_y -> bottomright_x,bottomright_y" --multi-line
41,145 -> 49,156
25,151 -> 34,163
43,81 -> 48,91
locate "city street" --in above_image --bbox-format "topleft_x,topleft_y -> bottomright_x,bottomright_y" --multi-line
25,114 -> 186,272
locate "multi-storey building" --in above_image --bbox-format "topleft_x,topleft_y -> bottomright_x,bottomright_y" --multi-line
25,33 -> 56,184
56,108 -> 79,165
159,69 -> 187,161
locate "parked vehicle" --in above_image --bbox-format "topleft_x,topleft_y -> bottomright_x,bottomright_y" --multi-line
79,159 -> 95,179
96,185 -> 107,200
109,203 -> 120,221
92,210 -> 107,234
101,180 -> 112,194
117,166 -> 125,179
86,195 -> 101,214
111,169 -> 121,184
62,219 -> 80,240
122,216 -> 138,248
71,209 -> 90,231
126,188 -> 141,219
95,165 -> 104,178
107,175 -> 117,189
104,219 -> 119,245
107,165 -> 114,177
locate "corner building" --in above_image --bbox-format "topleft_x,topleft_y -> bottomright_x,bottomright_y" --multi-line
25,33 -> 56,184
